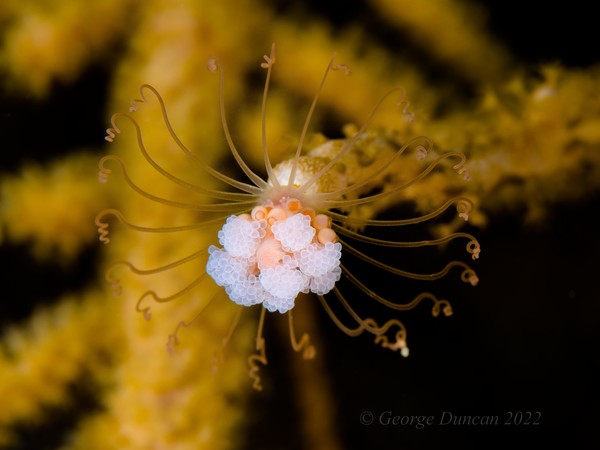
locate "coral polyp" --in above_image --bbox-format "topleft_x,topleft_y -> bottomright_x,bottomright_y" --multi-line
95,44 -> 480,389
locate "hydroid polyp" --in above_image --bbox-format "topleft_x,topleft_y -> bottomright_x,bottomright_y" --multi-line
96,44 -> 480,390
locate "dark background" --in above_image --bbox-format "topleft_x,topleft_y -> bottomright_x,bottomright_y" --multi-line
1,1 -> 598,449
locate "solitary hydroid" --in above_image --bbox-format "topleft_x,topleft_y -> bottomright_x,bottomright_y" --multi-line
97,44 -> 480,390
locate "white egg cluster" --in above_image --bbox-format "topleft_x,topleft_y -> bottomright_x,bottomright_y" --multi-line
206,200 -> 342,313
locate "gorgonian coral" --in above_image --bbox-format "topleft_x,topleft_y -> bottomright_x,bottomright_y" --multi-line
3,1 -> 595,448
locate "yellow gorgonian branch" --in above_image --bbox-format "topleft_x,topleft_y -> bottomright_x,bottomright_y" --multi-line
369,0 -> 512,83
428,64 -> 600,224
59,4 -> 279,447
0,152 -> 112,262
236,21 -> 435,169
0,291 -> 120,447
1,0 -> 596,448
0,0 -> 136,96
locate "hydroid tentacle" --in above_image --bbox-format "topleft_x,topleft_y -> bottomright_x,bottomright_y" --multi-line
130,83 -> 266,197
248,307 -> 268,391
298,87 -> 407,195
99,155 -> 257,212
288,309 -> 316,360
95,209 -> 237,243
210,58 -> 270,190
136,273 -> 208,321
104,248 -> 208,297
340,243 -> 478,284
325,197 -> 474,227
319,150 -> 470,208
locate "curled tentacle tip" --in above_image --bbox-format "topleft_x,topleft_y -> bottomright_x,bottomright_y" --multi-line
207,57 -> 218,73
166,345 -> 175,357
128,99 -> 140,113
332,63 -> 351,75
388,336 -> 409,356
375,331 -> 409,354
166,335 -> 178,356
415,145 -> 427,161
261,47 -> 276,68
211,351 -> 226,373
431,301 -> 452,317
457,202 -> 471,221
98,169 -> 110,183
97,231 -> 110,244
104,128 -> 118,142
461,268 -> 479,286
397,97 -> 415,123
467,241 -> 481,260
96,220 -> 111,244
403,112 -> 415,124
303,346 -> 316,360
249,368 -> 264,390
110,283 -> 122,298
459,168 -> 472,181
455,163 -> 471,181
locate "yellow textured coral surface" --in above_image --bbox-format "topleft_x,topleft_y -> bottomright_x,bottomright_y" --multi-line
0,0 -> 598,449
0,153 -> 111,262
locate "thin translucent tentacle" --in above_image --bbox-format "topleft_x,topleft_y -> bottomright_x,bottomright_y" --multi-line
340,263 -> 454,314
136,273 -> 208,320
317,292 -> 409,355
260,43 -> 280,189
166,290 -> 224,355
340,241 -> 478,284
333,286 -> 400,336
130,83 -> 264,197
319,150 -> 469,208
99,155 -> 257,212
209,58 -> 270,190
288,55 -> 340,187
316,294 -> 369,337
212,306 -> 244,371
331,287 -> 410,355
298,87 -> 406,194
248,307 -> 268,391
325,196 -> 474,227
333,222 -> 481,259
315,135 -> 432,201
106,112 -> 262,196
104,248 -> 208,297
288,309 -> 316,360
95,209 -> 235,244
